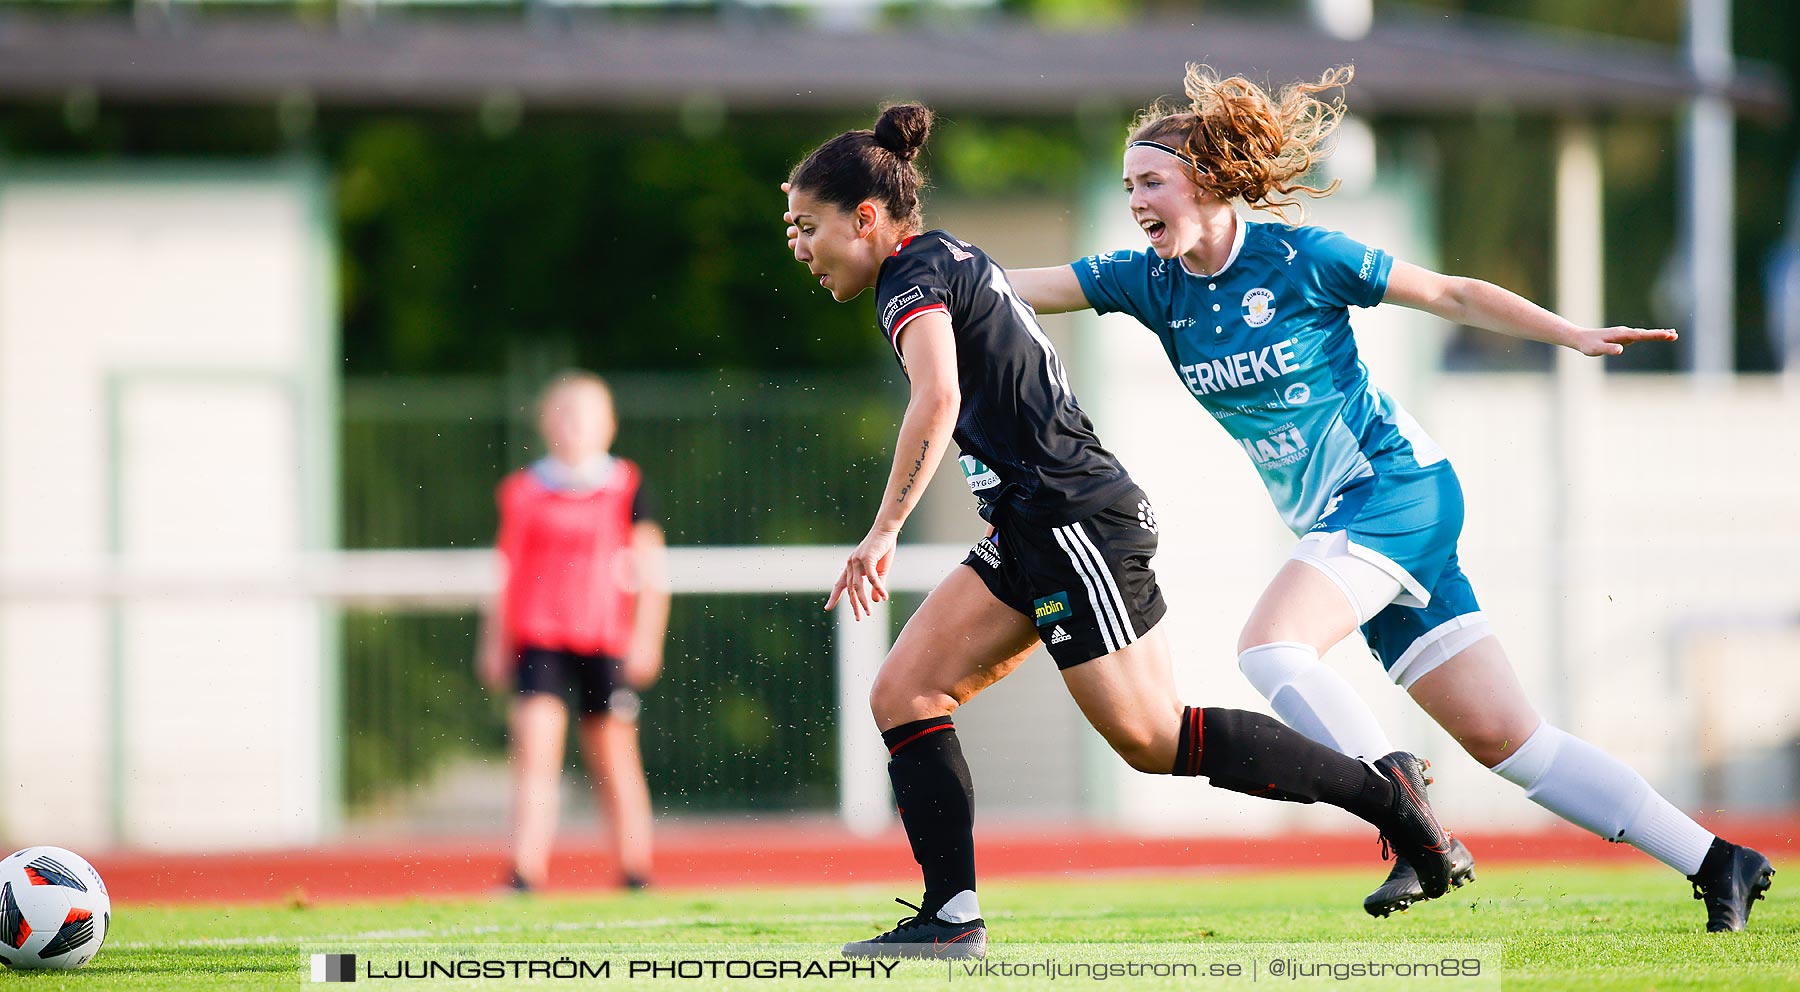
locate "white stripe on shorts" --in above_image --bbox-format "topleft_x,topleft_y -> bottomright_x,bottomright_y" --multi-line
1067,522 -> 1138,648
1053,522 -> 1135,653
1051,525 -> 1118,653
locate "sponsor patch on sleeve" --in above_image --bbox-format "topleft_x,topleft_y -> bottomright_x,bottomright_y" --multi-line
881,285 -> 926,332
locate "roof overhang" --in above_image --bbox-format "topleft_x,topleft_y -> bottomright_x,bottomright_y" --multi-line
0,10 -> 1785,119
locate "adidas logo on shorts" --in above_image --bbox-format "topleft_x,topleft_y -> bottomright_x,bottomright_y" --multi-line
1049,625 -> 1072,645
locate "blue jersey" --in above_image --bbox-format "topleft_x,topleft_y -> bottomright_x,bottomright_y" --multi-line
1073,218 -> 1448,537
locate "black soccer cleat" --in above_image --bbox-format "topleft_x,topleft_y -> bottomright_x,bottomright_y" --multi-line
1364,754 -> 1476,917
1688,840 -> 1774,932
842,898 -> 987,959
1365,837 -> 1477,918
1371,751 -> 1456,900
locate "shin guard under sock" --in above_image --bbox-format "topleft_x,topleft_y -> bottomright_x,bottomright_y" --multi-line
1183,706 -> 1396,824
1238,641 -> 1394,763
882,717 -> 976,914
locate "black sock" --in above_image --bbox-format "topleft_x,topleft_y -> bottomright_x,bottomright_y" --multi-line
1692,836 -> 1734,879
1194,707 -> 1396,825
881,717 -> 976,916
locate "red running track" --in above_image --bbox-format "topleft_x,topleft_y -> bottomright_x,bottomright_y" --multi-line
89,816 -> 1797,905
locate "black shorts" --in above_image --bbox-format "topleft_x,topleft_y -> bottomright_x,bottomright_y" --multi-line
961,486 -> 1167,669
515,646 -> 641,719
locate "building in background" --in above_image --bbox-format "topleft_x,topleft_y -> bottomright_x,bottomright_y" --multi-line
0,0 -> 1794,850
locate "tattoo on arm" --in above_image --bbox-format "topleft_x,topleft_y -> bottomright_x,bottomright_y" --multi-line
895,439 -> 930,503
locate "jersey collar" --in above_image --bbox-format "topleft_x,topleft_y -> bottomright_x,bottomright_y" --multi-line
1176,210 -> 1245,279
532,454 -> 617,494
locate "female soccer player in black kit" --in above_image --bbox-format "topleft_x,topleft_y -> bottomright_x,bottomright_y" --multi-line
786,104 -> 1456,959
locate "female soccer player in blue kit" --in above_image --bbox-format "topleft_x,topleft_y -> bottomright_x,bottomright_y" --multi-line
1003,64 -> 1774,931
784,102 -> 1458,959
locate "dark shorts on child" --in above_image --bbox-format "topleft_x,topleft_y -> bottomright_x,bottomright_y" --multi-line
515,646 -> 641,718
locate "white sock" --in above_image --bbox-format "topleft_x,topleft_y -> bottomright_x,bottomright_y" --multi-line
936,889 -> 981,923
1491,722 -> 1714,876
1238,642 -> 1395,764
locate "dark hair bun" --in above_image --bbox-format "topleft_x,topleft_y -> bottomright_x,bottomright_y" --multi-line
873,104 -> 934,162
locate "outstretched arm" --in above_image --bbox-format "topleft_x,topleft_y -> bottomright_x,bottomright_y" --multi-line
780,181 -> 1093,316
1007,266 -> 1092,315
826,311 -> 961,620
1383,260 -> 1677,356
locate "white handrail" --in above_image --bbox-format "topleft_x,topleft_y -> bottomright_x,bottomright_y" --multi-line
0,544 -> 975,834
0,545 -> 972,601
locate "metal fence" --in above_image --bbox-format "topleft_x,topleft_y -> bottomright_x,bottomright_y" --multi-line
339,596 -> 840,817
341,371 -> 903,549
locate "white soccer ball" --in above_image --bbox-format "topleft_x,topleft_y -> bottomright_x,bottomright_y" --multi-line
0,847 -> 111,970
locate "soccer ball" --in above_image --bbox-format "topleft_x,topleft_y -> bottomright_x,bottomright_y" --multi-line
0,847 -> 111,970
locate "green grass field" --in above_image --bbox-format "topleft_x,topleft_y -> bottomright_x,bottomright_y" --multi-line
6,864 -> 1791,990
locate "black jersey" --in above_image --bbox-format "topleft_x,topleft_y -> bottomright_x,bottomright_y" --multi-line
874,230 -> 1134,526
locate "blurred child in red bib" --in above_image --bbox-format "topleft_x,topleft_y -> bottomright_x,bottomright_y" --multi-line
479,371 -> 670,891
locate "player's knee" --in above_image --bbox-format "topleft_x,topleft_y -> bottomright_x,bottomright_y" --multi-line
1102,726 -> 1171,774
1457,718 -> 1538,768
1117,743 -> 1170,774
1236,624 -> 1278,656
1235,641 -> 1317,699
867,672 -> 953,727
1236,612 -> 1322,655
866,678 -> 906,725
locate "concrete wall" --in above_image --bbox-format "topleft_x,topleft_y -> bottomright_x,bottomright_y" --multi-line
0,166 -> 336,850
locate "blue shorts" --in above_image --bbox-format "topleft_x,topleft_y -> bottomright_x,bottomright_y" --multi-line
1308,460 -> 1464,606
1309,460 -> 1491,687
1360,554 -> 1490,687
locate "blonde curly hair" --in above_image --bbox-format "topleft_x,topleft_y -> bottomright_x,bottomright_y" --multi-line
1129,64 -> 1353,222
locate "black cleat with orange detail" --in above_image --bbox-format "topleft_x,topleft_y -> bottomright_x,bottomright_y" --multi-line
842,898 -> 986,959
1372,751 -> 1456,900
1365,838 -> 1477,917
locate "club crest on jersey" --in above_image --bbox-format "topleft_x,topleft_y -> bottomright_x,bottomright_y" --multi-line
1033,592 -> 1072,627
1242,288 -> 1276,328
938,238 -> 974,262
881,286 -> 926,330
1283,382 -> 1311,406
